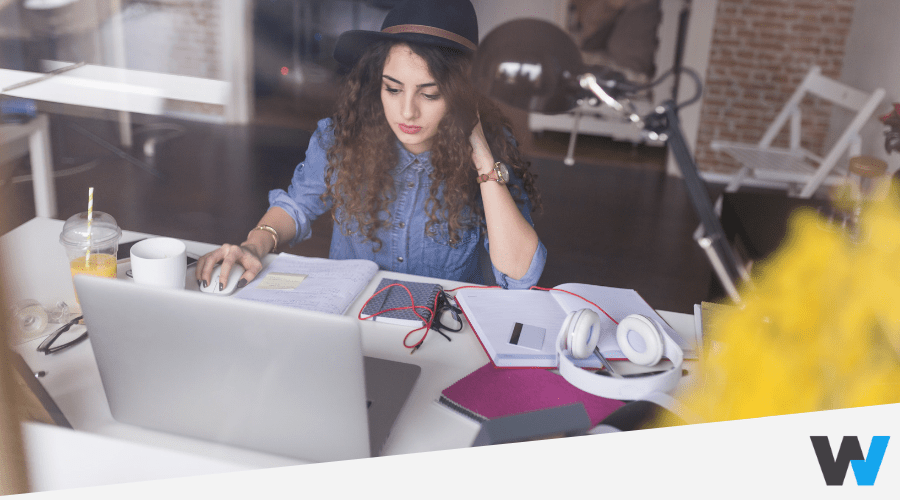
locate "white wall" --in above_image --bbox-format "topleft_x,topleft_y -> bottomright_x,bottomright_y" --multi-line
839,0 -> 900,173
668,0 -> 717,177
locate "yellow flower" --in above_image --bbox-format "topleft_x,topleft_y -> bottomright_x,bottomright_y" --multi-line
661,180 -> 900,426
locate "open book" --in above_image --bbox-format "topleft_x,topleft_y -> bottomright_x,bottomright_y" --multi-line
233,253 -> 378,315
454,283 -> 696,368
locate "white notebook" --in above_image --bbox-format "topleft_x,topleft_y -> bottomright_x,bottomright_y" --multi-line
455,283 -> 696,368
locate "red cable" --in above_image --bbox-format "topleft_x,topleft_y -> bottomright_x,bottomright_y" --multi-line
359,283 -> 618,353
357,283 -> 444,352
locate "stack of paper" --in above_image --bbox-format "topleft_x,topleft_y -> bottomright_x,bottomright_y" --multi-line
234,253 -> 378,315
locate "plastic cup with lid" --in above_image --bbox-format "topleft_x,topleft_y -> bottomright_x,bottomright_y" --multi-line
59,211 -> 122,301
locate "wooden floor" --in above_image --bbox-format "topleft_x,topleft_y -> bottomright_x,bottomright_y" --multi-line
3,93 -> 725,314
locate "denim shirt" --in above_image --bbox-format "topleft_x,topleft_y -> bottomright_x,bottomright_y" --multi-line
269,118 -> 547,289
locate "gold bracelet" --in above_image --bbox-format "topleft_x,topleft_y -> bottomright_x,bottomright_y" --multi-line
249,225 -> 279,250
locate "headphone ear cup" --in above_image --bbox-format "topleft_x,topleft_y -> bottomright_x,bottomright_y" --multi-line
616,314 -> 664,366
558,311 -> 576,350
568,309 -> 601,359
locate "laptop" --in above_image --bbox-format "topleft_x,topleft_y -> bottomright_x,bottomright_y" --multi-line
74,274 -> 420,462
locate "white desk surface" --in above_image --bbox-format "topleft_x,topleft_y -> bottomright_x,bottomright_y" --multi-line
2,217 -> 697,491
0,64 -> 229,116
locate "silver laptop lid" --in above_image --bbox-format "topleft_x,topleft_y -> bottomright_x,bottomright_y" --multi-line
75,274 -> 370,462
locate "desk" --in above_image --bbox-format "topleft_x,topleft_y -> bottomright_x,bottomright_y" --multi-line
719,191 -> 829,264
0,65 -> 230,117
0,114 -> 55,217
0,63 -> 233,222
1,217 -> 697,491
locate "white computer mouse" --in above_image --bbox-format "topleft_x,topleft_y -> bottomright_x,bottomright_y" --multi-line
200,264 -> 245,295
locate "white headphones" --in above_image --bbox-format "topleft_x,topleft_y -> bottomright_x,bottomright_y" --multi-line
556,308 -> 684,400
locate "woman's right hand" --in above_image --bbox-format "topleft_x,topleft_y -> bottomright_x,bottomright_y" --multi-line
195,243 -> 264,290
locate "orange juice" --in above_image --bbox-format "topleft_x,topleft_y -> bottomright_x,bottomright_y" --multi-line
70,253 -> 117,301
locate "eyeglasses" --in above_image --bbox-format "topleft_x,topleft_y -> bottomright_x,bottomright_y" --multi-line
37,315 -> 88,355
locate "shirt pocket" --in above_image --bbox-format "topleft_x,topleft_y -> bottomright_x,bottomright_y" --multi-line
420,223 -> 480,280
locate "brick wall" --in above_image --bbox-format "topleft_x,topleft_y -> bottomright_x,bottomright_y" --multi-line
165,0 -> 222,80
695,0 -> 857,174
123,0 -> 223,80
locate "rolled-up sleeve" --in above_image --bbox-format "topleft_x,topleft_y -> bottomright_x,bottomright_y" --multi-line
268,119 -> 335,246
486,170 -> 546,290
492,238 -> 547,290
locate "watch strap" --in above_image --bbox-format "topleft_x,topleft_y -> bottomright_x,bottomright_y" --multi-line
477,172 -> 497,183
477,162 -> 507,184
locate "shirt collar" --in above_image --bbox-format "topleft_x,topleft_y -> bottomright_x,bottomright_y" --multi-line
396,142 -> 431,172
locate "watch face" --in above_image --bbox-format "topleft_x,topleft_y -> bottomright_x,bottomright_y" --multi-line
496,162 -> 510,183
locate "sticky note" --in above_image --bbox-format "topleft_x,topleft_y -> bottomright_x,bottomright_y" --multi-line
256,272 -> 307,290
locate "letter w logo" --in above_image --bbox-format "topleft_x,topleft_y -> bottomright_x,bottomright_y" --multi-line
810,436 -> 890,486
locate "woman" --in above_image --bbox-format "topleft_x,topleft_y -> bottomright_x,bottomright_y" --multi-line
197,0 -> 546,290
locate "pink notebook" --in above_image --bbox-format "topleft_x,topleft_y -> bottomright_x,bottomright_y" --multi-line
439,363 -> 625,426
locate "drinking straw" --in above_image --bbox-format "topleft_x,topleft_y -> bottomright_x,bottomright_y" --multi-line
85,187 -> 93,267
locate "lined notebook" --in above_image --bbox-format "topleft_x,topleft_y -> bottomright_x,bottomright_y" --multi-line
439,363 -> 625,426
233,253 -> 378,315
361,278 -> 443,327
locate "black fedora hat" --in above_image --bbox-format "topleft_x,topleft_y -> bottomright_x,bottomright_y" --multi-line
333,0 -> 479,68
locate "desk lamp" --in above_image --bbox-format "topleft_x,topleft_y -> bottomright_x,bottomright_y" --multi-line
472,19 -> 745,301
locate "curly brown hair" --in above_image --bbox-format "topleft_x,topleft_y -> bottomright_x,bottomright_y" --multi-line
324,41 -> 540,252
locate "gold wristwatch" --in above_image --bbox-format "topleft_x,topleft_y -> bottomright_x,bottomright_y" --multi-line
477,161 -> 510,184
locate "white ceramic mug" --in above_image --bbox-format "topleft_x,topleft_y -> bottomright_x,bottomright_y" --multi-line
130,237 -> 187,289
